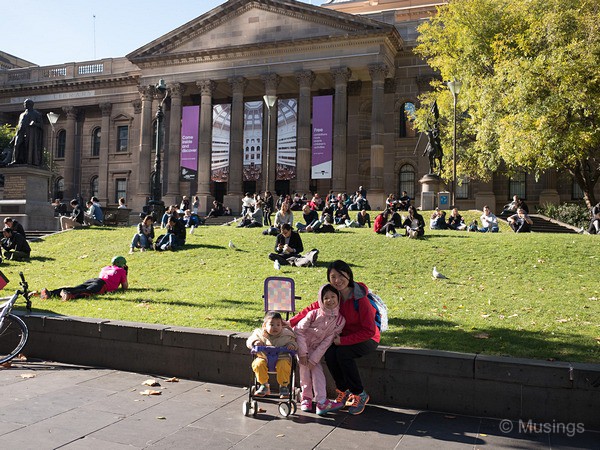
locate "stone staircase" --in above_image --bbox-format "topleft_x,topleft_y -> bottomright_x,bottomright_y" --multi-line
26,230 -> 60,241
498,212 -> 578,234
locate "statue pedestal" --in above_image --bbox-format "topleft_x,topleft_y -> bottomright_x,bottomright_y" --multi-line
419,174 -> 446,210
0,165 -> 56,230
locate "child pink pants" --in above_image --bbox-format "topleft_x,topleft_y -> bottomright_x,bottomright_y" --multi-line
299,361 -> 327,404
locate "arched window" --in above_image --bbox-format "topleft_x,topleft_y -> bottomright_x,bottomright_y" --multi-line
398,164 -> 416,199
572,178 -> 584,200
54,177 -> 65,200
509,172 -> 526,199
399,102 -> 416,138
456,177 -> 470,199
56,130 -> 66,158
92,127 -> 101,157
90,176 -> 99,198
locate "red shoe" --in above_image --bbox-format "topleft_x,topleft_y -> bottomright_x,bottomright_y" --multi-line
60,290 -> 75,301
40,288 -> 50,300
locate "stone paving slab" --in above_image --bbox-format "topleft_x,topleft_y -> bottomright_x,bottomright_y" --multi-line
0,361 -> 598,449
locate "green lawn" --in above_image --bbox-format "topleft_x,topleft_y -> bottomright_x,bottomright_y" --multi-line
5,211 -> 600,363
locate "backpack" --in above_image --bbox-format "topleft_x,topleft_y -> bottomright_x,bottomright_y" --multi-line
354,292 -> 389,332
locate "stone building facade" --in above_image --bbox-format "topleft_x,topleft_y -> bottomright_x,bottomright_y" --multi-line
0,0 -> 591,215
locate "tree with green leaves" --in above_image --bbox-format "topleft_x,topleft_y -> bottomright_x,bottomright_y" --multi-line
415,0 -> 600,208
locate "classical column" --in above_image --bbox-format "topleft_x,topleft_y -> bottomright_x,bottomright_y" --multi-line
368,63 -> 389,210
137,85 -> 154,202
262,73 -> 281,194
62,106 -> 78,199
98,103 -> 112,205
165,82 -> 186,205
225,76 -> 247,214
295,70 -> 315,195
196,79 -> 216,213
538,170 -> 561,206
331,67 -> 351,193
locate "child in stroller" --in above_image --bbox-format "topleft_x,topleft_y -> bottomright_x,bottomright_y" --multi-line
246,311 -> 298,398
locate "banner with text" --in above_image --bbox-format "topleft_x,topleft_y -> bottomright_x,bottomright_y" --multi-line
276,98 -> 298,181
180,105 -> 199,181
311,95 -> 333,179
211,103 -> 231,182
243,101 -> 263,181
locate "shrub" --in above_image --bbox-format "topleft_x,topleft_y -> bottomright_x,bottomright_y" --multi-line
537,202 -> 589,228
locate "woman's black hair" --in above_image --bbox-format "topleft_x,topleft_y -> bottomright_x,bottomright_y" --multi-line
327,260 -> 354,288
321,283 -> 340,301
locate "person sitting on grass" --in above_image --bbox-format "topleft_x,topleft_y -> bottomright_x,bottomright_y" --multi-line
1,227 -> 31,261
296,204 -> 320,232
246,311 -> 298,398
4,217 -> 26,239
59,199 -> 85,230
430,209 -> 448,230
130,215 -> 155,253
84,200 -> 103,226
206,200 -> 224,219
237,200 -> 264,228
479,205 -> 499,233
447,208 -> 466,230
268,223 -> 303,266
373,209 -> 397,236
402,206 -> 425,238
156,214 -> 186,251
39,256 -> 128,301
507,208 -> 533,233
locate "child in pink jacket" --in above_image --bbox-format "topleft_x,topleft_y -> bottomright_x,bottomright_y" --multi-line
294,284 -> 346,415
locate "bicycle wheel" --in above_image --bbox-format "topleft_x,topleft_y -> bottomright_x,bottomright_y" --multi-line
0,314 -> 29,364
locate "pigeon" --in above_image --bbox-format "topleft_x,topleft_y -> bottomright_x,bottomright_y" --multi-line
274,259 -> 281,270
228,240 -> 237,250
432,266 -> 448,279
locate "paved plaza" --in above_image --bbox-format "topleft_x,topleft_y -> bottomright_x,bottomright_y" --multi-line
0,360 -> 597,449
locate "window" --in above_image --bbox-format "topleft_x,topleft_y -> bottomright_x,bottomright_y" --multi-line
398,164 -> 415,199
572,178 -> 584,200
456,177 -> 470,199
90,176 -> 99,198
117,126 -> 128,152
509,172 -> 526,199
115,178 -> 127,203
54,178 -> 65,200
399,102 -> 416,138
92,128 -> 101,157
56,130 -> 66,158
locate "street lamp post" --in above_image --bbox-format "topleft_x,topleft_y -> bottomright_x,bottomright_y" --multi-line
263,95 -> 277,193
46,112 -> 60,199
151,79 -> 169,214
447,79 -> 462,207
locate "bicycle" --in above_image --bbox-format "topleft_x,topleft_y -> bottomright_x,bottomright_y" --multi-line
0,272 -> 32,364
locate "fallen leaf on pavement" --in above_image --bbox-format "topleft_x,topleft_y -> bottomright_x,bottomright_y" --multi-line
21,373 -> 36,378
156,416 -> 166,420
140,389 -> 162,396
165,377 -> 179,383
474,333 -> 490,339
142,379 -> 161,386
276,434 -> 285,438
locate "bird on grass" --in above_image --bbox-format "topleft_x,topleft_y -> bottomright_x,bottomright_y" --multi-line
432,267 -> 448,280
228,240 -> 237,250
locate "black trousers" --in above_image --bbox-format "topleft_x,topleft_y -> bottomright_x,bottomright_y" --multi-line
48,278 -> 106,299
324,339 -> 378,395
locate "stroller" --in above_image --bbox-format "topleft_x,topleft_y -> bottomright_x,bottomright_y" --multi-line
242,276 -> 299,418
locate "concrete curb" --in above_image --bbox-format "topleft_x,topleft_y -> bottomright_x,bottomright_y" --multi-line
14,312 -> 600,430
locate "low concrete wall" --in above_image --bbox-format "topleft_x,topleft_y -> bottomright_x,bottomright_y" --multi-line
17,313 -> 600,430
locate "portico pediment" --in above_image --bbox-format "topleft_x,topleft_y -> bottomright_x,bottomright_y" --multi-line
127,0 -> 402,65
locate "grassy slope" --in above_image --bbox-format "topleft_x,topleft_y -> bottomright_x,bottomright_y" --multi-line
5,211 -> 599,363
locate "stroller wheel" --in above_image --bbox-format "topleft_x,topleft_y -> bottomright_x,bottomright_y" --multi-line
290,401 -> 297,415
252,400 -> 259,417
242,401 -> 251,417
278,402 -> 291,418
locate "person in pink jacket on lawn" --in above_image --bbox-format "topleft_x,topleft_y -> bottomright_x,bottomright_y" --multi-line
294,284 -> 346,415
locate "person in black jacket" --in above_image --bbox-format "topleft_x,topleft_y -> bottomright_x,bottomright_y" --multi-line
156,214 -> 186,251
3,217 -> 26,239
402,206 -> 425,238
59,199 -> 85,230
268,223 -> 304,266
1,227 -> 31,261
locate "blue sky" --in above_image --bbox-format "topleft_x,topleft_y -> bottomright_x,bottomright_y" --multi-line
4,0 -> 321,67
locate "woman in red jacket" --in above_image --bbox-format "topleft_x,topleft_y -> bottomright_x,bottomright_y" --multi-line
290,260 -> 379,415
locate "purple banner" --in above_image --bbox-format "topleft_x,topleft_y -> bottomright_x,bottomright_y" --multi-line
311,95 -> 333,179
180,106 -> 199,181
